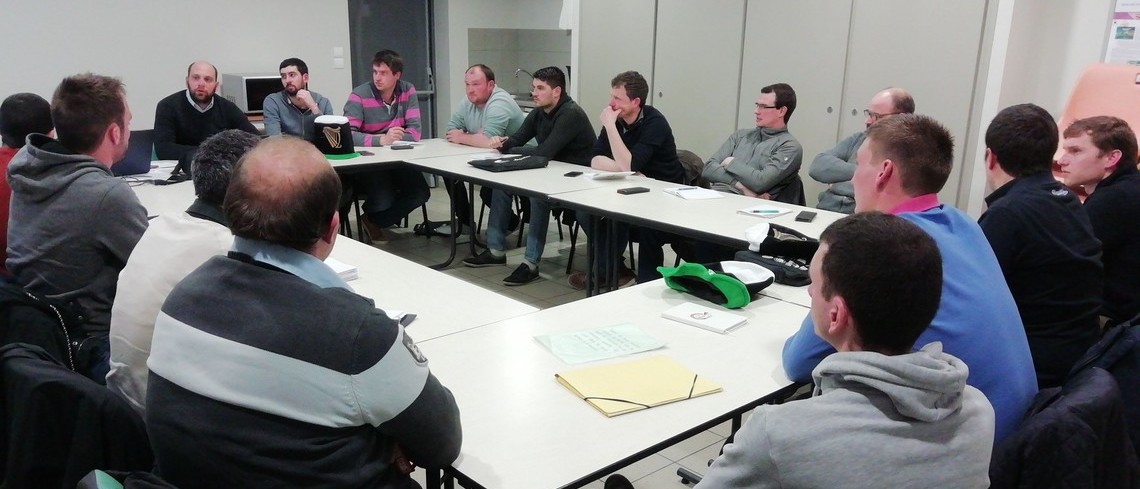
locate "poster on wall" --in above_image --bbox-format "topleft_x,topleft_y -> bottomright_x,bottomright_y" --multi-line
1106,0 -> 1140,65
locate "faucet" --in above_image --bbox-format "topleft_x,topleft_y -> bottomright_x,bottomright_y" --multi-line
514,68 -> 533,79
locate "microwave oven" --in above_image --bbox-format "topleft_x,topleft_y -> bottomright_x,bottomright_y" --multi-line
221,73 -> 281,114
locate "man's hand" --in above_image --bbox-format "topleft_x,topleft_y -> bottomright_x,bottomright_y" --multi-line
719,156 -> 735,168
599,106 -> 620,128
444,129 -> 466,143
296,90 -> 318,112
489,136 -> 508,149
381,126 -> 406,146
735,182 -> 760,198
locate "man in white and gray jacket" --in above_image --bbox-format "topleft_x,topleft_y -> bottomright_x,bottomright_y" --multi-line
696,212 -> 995,488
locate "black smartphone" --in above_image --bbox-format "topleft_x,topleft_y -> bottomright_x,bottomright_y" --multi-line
359,150 -> 375,156
564,171 -> 583,177
795,210 -> 817,222
390,144 -> 414,150
617,186 -> 650,195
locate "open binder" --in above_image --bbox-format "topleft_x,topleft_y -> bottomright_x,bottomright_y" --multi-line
555,355 -> 722,417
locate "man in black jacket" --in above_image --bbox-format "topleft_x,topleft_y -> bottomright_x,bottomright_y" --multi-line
1058,116 -> 1140,326
153,61 -> 259,168
463,66 -> 596,286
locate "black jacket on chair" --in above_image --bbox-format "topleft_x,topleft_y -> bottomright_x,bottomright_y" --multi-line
1067,319 -> 1140,457
989,367 -> 1140,488
0,344 -> 152,489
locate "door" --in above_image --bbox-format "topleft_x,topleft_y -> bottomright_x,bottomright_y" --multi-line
652,0 -> 747,160
739,0 -> 853,207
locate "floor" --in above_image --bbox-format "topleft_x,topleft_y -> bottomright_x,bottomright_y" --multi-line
352,182 -> 731,488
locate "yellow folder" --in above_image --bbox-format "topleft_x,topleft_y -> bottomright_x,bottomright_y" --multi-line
555,355 -> 722,417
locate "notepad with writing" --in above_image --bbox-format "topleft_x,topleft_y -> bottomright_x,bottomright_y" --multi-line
555,355 -> 722,417
663,186 -> 724,200
662,302 -> 747,334
737,204 -> 792,219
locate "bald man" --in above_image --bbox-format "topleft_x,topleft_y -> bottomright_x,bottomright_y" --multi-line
809,87 -> 914,213
146,137 -> 462,488
154,60 -> 259,167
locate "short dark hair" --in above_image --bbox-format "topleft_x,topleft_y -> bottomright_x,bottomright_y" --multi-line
985,103 -> 1057,178
865,114 -> 954,195
761,83 -> 797,123
611,71 -> 648,107
186,62 -> 218,79
532,66 -> 566,92
467,64 -> 495,82
372,49 -> 404,75
224,137 -> 342,252
192,130 -> 261,206
819,212 -> 942,355
0,93 -> 52,148
279,58 -> 309,75
51,74 -> 127,154
1063,115 -> 1138,172
886,87 -> 915,114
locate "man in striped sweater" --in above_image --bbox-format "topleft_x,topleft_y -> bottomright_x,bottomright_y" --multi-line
344,49 -> 430,243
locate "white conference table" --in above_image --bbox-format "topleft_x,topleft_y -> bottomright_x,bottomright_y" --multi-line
403,154 -> 633,199
329,138 -> 489,172
418,280 -> 809,489
550,176 -> 845,249
128,181 -> 539,341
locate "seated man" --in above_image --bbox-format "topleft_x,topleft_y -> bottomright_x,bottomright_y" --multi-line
979,104 -> 1102,388
263,57 -> 334,138
146,137 -> 461,488
0,92 -> 53,277
154,60 -> 259,168
569,70 -> 685,289
809,87 -> 914,213
464,66 -> 596,285
441,63 -> 526,236
701,83 -> 803,204
1059,116 -> 1140,326
782,114 -> 1037,443
7,74 -> 148,381
694,212 -> 994,488
345,49 -> 430,244
107,129 -> 259,414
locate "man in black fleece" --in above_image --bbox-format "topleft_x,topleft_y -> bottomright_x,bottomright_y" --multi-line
153,60 -> 258,169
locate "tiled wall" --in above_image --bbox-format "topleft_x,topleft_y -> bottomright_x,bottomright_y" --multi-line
469,28 -> 572,96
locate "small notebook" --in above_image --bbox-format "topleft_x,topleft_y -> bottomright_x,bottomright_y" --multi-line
555,355 -> 722,417
662,302 -> 748,334
664,186 -> 724,200
737,204 -> 792,219
324,258 -> 358,282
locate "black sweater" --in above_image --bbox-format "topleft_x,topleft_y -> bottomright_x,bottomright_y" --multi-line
1085,163 -> 1140,323
500,95 -> 597,166
153,91 -> 258,162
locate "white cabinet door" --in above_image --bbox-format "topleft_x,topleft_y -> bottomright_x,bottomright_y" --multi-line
652,0 -> 747,160
739,0 -> 854,207
841,0 -> 989,205
576,0 -> 657,124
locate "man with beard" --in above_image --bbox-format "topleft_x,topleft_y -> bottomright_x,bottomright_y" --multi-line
154,60 -> 258,167
263,58 -> 334,139
6,73 -> 149,382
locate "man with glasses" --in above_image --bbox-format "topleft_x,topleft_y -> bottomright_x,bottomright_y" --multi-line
810,87 -> 914,213
701,83 -> 804,204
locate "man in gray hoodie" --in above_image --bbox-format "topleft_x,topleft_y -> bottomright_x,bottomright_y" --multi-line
695,212 -> 994,488
6,74 -> 148,382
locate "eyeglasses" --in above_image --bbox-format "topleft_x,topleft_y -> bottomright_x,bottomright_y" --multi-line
864,109 -> 901,121
756,104 -> 779,110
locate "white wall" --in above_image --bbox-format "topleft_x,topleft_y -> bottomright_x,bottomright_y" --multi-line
433,0 -> 565,133
0,0 -> 352,130
963,0 -> 1113,215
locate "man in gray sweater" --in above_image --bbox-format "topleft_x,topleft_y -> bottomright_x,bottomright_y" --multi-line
262,57 -> 334,139
694,212 -> 994,488
810,87 -> 914,213
7,74 -> 149,382
701,83 -> 804,204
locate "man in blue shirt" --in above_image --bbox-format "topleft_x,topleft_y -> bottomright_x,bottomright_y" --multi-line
781,113 -> 1037,442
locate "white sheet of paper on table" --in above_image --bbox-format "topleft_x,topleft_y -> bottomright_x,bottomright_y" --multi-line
535,324 -> 666,365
